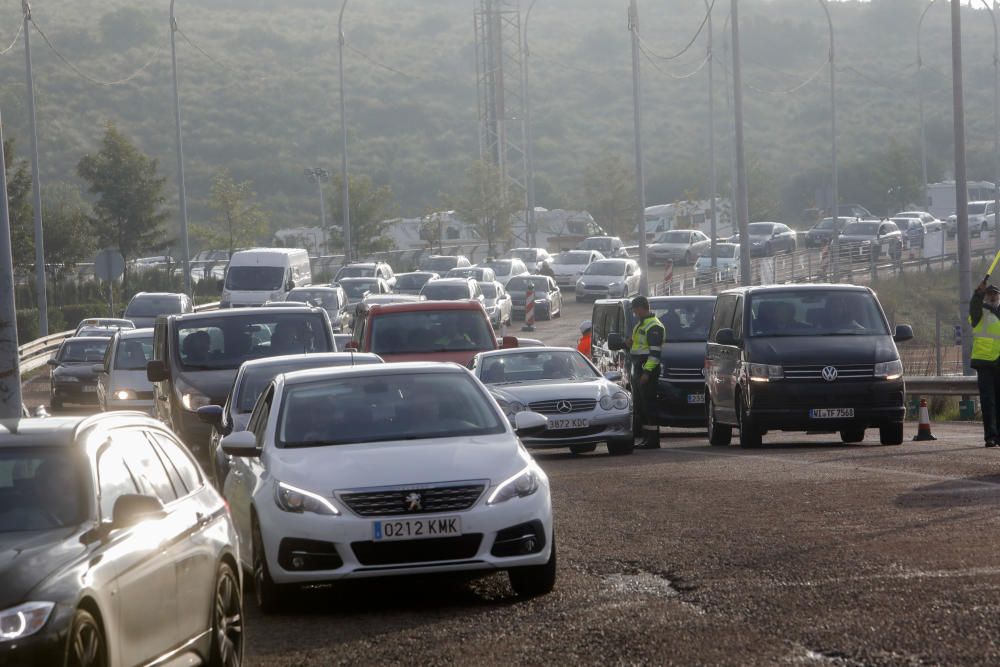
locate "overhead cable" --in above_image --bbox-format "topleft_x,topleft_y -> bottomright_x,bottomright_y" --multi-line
638,0 -> 717,62
0,23 -> 23,56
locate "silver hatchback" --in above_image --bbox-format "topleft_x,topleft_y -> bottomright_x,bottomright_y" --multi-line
97,328 -> 156,414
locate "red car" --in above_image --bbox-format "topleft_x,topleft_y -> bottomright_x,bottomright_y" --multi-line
347,300 -> 518,365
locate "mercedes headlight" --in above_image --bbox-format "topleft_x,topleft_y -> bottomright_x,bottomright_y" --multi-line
0,602 -> 54,643
181,391 -> 211,411
747,363 -> 783,382
600,391 -> 630,410
874,359 -> 903,381
487,466 -> 540,505
274,481 -> 340,516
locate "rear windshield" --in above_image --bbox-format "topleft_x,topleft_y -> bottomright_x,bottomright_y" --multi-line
584,261 -> 626,276
843,222 -> 880,236
115,337 -> 154,370
510,249 -> 538,262
970,203 -> 988,214
655,231 -> 691,243
480,283 -> 498,298
580,238 -> 613,251
125,296 -> 184,318
0,448 -> 87,531
397,274 -> 433,290
225,266 -> 285,291
652,300 -> 716,342
749,290 -> 889,337
700,245 -> 737,259
338,266 -> 375,279
506,276 -> 550,291
288,290 -> 340,309
235,357 -> 380,413
555,252 -> 590,265
59,340 -> 110,362
747,223 -> 775,236
341,281 -> 378,299
369,310 -> 495,355
175,313 -> 330,371
421,283 -> 471,300
481,260 -> 513,276
421,257 -> 458,272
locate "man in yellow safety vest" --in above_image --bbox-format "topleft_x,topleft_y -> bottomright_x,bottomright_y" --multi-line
970,280 -> 1000,447
626,296 -> 666,449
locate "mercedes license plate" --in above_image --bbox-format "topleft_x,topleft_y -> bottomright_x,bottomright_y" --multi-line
809,408 -> 854,419
687,393 -> 705,404
373,517 -> 461,542
548,417 -> 589,430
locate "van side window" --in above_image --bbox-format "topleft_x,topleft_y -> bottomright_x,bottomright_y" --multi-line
710,295 -> 738,342
153,320 -> 167,361
731,297 -> 745,341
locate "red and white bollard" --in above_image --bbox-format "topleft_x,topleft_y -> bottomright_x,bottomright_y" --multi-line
663,259 -> 674,295
522,284 -> 536,332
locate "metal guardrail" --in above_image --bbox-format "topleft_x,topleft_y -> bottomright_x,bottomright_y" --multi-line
904,375 -> 978,396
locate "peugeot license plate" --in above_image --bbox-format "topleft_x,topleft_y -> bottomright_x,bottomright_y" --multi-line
809,408 -> 855,419
373,517 -> 461,542
548,417 -> 589,430
687,393 -> 705,404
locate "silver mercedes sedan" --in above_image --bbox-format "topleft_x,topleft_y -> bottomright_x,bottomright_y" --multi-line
470,347 -> 635,456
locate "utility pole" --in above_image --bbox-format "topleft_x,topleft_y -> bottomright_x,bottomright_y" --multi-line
706,0 -> 718,270
722,18 -> 738,239
984,0 -> 1000,249
952,0 -> 972,374
22,0 -> 47,336
918,1 -> 936,210
730,0 -> 751,285
629,0 -> 649,295
170,0 -> 192,295
523,0 -> 538,248
819,0 -> 838,283
304,168 -> 330,254
338,0 -> 353,264
0,112 -> 22,418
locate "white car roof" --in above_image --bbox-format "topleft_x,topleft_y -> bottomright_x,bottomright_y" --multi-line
280,361 -> 467,386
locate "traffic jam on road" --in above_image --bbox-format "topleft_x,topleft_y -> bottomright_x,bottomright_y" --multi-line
5,234 -> 978,667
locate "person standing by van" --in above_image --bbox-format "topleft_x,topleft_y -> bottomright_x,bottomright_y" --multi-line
970,281 -> 1000,447
577,320 -> 593,357
627,297 -> 666,449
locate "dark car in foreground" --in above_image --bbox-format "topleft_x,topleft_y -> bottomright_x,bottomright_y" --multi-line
0,414 -> 242,667
705,284 -> 911,448
48,337 -> 110,411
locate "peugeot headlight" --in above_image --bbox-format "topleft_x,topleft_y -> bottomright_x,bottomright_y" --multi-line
274,481 -> 340,516
487,466 -> 540,505
747,363 -> 783,382
181,391 -> 211,411
0,602 -> 54,642
874,359 -> 904,381
600,391 -> 630,410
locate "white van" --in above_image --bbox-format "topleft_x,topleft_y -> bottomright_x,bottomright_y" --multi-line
220,248 -> 312,308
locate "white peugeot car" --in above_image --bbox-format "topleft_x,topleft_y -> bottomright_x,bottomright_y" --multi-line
221,362 -> 555,611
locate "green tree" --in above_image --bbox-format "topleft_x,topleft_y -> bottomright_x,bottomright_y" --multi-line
77,123 -> 170,294
5,137 -> 33,273
449,161 -> 518,257
39,184 -> 96,281
747,159 -> 781,222
195,169 -> 270,258
327,174 -> 397,258
582,154 -> 636,239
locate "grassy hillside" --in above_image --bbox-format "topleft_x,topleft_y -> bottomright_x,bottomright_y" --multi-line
0,0 -> 997,250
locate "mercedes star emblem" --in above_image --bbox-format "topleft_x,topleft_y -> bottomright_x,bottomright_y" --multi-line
821,366 -> 838,382
556,400 -> 573,413
405,492 -> 422,512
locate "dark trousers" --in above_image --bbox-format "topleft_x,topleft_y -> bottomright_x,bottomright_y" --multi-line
976,364 -> 1000,442
632,363 -> 661,442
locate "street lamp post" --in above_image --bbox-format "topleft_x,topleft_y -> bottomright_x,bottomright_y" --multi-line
982,0 -> 1000,249
338,0 -> 353,264
21,0 -> 47,335
523,0 -> 538,248
629,0 -> 649,296
169,0 -> 192,295
305,168 -> 330,255
818,0 -> 838,283
706,0 -> 718,271
918,0 -> 936,210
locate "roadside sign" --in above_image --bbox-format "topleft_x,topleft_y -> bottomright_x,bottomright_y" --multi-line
93,249 -> 125,282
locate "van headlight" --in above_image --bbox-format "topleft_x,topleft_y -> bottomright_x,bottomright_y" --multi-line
275,481 -> 340,516
747,363 -> 783,382
115,389 -> 136,401
0,602 -> 54,642
487,466 -> 540,505
181,391 -> 211,411
874,359 -> 903,380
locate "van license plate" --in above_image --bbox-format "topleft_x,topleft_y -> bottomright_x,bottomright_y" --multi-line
687,393 -> 705,404
809,408 -> 854,419
373,517 -> 461,541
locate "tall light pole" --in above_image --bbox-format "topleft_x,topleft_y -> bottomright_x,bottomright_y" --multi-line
338,0 -> 353,264
304,168 -> 330,254
722,13 -> 738,239
523,0 -> 538,248
21,0 -> 47,336
918,0 -> 936,210
706,0 -> 718,271
951,0 -> 972,374
629,0 -> 649,295
169,0 -> 192,294
983,0 -> 999,249
730,0 -> 751,285
0,111 -> 23,418
819,0 -> 838,282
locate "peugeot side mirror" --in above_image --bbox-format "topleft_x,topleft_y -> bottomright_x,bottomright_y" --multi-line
715,328 -> 737,346
111,494 -> 166,529
893,324 -> 914,343
197,405 -> 224,426
514,411 -> 548,437
146,360 -> 169,383
607,332 -> 625,351
221,431 -> 260,457
46,358 -> 60,367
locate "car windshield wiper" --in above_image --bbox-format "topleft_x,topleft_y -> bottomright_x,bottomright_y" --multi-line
183,363 -> 226,370
283,440 -> 341,448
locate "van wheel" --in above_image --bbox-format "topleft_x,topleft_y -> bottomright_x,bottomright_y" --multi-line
738,401 -> 763,449
840,428 -> 865,444
880,422 -> 904,446
707,399 -> 732,447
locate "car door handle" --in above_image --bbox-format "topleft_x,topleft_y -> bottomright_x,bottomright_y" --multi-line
157,395 -> 168,401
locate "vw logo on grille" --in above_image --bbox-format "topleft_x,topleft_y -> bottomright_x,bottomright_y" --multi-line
555,400 -> 573,413
404,492 -> 422,512
821,366 -> 838,382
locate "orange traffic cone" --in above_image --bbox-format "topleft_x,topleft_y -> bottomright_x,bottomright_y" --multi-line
912,398 -> 937,441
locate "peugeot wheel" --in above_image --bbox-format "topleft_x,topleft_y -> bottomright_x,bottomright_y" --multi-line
508,539 -> 556,597
209,562 -> 244,667
252,518 -> 288,613
67,609 -> 106,667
